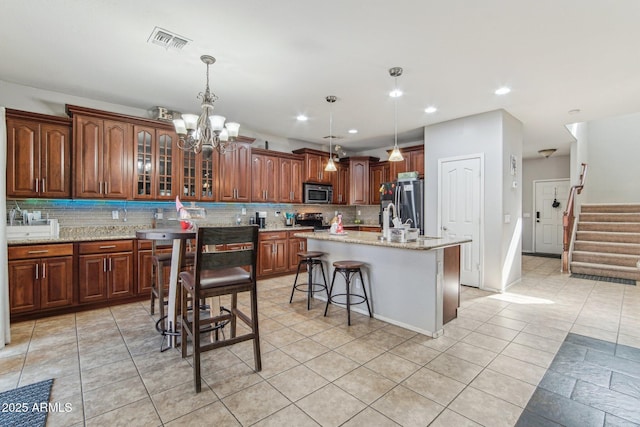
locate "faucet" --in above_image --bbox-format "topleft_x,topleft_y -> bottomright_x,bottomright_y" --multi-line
383,203 -> 400,239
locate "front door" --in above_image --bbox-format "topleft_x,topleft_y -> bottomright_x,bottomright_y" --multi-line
439,156 -> 482,287
534,179 -> 570,254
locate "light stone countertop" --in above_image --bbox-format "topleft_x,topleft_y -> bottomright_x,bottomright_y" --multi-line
293,230 -> 471,251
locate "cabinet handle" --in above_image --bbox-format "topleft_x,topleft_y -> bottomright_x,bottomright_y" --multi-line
99,181 -> 103,194
35,179 -> 39,193
42,263 -> 46,279
103,258 -> 107,272
109,258 -> 113,271
35,263 -> 39,280
28,250 -> 49,254
42,179 -> 45,193
99,245 -> 117,249
290,191 -> 293,200
105,182 -> 108,194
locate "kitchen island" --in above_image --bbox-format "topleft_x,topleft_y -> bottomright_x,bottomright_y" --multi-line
294,230 -> 471,337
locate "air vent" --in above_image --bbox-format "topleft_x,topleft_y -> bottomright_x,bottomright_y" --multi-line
323,135 -> 342,139
148,26 -> 190,50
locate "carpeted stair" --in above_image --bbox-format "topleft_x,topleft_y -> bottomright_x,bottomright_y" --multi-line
571,204 -> 640,282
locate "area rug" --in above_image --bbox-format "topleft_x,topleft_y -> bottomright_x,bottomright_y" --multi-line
570,273 -> 636,285
0,379 -> 53,427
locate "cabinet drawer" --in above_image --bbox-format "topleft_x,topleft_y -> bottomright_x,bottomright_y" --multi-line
359,226 -> 382,232
79,240 -> 133,254
258,231 -> 288,241
9,243 -> 74,260
137,240 -> 172,251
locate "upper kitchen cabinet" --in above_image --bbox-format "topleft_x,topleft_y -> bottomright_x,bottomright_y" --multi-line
331,161 -> 349,205
388,144 -> 424,180
346,156 -> 379,205
67,106 -> 132,199
251,150 -> 278,203
278,154 -> 304,204
217,137 -> 254,202
369,161 -> 390,205
292,148 -> 332,184
6,109 -> 71,198
180,148 -> 218,201
132,124 -> 178,200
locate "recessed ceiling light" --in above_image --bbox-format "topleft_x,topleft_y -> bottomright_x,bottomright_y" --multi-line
389,89 -> 403,98
348,129 -> 358,134
296,114 -> 308,121
568,109 -> 581,115
424,106 -> 437,114
495,86 -> 511,95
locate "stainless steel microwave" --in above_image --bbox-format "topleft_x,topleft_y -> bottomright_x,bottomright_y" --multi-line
303,183 -> 333,204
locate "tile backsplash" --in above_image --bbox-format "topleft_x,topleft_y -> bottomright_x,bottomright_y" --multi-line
6,199 -> 381,230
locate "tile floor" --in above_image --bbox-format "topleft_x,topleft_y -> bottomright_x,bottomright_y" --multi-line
1,255 -> 639,426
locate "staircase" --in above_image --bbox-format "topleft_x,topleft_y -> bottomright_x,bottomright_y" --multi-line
570,204 -> 640,282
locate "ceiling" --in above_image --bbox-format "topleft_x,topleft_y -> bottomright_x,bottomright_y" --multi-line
2,1 -> 640,158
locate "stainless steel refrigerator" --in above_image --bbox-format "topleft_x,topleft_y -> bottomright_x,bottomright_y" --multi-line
379,179 -> 425,234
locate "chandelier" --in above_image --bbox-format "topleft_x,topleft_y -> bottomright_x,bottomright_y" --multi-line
324,95 -> 338,172
388,66 -> 404,162
173,55 -> 240,156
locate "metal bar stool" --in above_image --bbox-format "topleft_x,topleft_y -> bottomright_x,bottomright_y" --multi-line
324,260 -> 372,325
289,251 -> 328,310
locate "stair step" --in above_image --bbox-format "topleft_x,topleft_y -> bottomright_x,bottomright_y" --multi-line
572,251 -> 640,268
574,241 -> 640,255
577,222 -> 640,233
581,204 -> 640,214
579,213 -> 640,223
570,261 -> 640,281
575,231 -> 640,244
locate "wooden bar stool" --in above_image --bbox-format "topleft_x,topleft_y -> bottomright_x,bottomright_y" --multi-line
289,251 -> 328,310
324,260 -> 372,325
151,251 -> 195,336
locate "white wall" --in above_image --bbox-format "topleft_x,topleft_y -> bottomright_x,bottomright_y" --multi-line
583,112 -> 640,203
424,110 -> 523,292
521,155 -> 570,252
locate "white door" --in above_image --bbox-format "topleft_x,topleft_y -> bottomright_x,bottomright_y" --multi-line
534,179 -> 570,254
439,157 -> 482,287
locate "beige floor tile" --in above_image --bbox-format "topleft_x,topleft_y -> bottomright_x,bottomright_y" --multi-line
461,331 -> 510,353
304,351 -> 360,382
426,353 -> 483,384
364,352 -> 421,383
279,337 -> 330,363
334,366 -> 396,404
0,371 -> 20,393
204,361 -> 263,399
263,327 -> 306,348
487,354 -> 547,386
81,358 -> 140,392
618,333 -> 640,348
139,357 -> 195,395
309,328 -> 355,349
222,381 -> 290,425
445,341 -> 498,367
382,324 -> 419,339
522,323 -> 568,341
19,354 -> 80,385
470,369 -> 536,407
335,339 -> 386,364
85,397 -> 160,427
402,366 -> 465,406
0,352 -> 25,375
430,408 -> 482,427
257,349 -> 300,379
512,331 -> 563,354
79,342 -> 131,371
501,342 -> 556,368
297,383 -> 367,426
46,392 -> 84,427
372,385 -> 444,426
442,324 -> 473,340
474,322 -> 520,341
290,318 -> 331,336
83,376 -> 149,419
342,407 -> 400,427
151,379 -> 218,423
50,372 -> 81,401
359,328 -> 409,351
570,323 -> 619,342
449,386 -> 522,427
252,404 -> 320,427
445,316 -> 484,331
268,364 -> 328,401
389,340 -> 440,365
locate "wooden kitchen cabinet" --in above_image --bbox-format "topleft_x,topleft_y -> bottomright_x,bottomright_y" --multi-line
278,155 -> 304,203
8,243 -> 74,315
70,111 -> 132,199
287,232 -> 307,271
218,140 -> 253,202
292,148 -> 332,184
346,156 -> 379,205
78,240 -> 134,303
331,161 -> 349,205
369,161 -> 390,205
132,124 -> 178,200
6,110 -> 71,198
180,148 -> 218,201
258,231 -> 289,276
388,145 -> 424,180
251,151 -> 278,203
136,241 -> 172,296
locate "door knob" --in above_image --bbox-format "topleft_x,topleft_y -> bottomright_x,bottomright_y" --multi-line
442,226 -> 448,231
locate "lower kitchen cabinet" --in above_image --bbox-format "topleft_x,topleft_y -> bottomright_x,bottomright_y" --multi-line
288,232 -> 307,271
258,231 -> 289,277
78,240 -> 134,303
8,243 -> 74,315
136,240 -> 172,296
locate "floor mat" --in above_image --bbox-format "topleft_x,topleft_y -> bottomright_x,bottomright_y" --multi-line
570,273 -> 636,285
0,379 -> 53,427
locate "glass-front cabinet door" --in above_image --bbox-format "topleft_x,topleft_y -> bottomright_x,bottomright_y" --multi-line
201,152 -> 217,201
134,126 -> 153,199
181,149 -> 198,200
180,149 -> 218,201
133,125 -> 177,200
156,130 -> 174,200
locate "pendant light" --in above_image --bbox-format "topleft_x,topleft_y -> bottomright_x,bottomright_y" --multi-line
388,67 -> 404,162
324,95 -> 338,172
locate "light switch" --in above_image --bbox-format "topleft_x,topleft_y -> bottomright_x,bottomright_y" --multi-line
504,214 -> 511,224
112,210 -> 119,220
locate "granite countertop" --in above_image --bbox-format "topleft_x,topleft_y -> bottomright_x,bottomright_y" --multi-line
7,225 -> 315,245
293,230 -> 471,251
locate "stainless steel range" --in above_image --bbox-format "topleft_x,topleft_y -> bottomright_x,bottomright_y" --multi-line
295,212 -> 329,230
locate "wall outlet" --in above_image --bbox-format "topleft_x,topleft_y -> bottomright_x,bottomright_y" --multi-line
275,211 -> 281,216
112,210 -> 119,220
154,212 -> 163,220
357,210 -> 361,216
241,208 -> 246,215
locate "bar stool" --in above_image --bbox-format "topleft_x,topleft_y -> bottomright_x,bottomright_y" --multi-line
324,260 -> 372,325
150,252 -> 195,335
289,251 -> 329,310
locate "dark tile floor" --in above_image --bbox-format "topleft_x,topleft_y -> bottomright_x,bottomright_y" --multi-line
517,333 -> 640,426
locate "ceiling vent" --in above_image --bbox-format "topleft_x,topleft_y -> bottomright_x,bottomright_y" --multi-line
148,26 -> 190,50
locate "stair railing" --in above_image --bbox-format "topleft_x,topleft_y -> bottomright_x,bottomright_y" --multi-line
562,163 -> 588,272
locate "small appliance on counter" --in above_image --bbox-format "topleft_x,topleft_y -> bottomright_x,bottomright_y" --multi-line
285,212 -> 295,226
255,212 -> 267,229
295,212 -> 330,230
